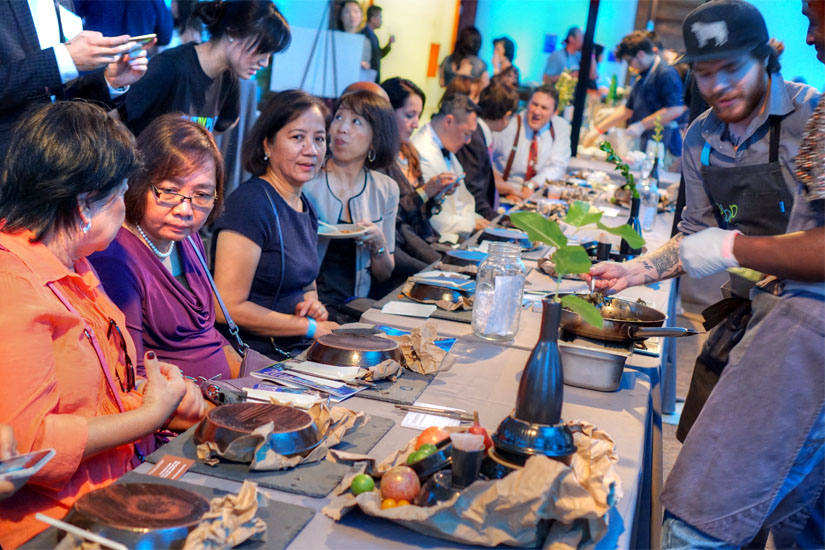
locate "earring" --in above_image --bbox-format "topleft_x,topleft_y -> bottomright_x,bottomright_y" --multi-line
367,149 -> 376,163
264,152 -> 270,161
80,219 -> 92,233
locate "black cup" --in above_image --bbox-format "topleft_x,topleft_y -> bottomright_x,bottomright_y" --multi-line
451,448 -> 484,488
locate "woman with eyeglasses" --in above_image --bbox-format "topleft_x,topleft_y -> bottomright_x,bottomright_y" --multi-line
90,114 -> 236,380
0,103 -> 205,548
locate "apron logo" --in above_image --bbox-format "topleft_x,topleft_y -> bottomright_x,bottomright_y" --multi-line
717,203 -> 738,223
691,21 -> 729,48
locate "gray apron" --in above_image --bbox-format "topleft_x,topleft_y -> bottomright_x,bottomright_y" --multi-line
662,289 -> 825,546
677,116 -> 794,441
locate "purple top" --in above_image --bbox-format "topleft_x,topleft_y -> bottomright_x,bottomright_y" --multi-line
89,228 -> 231,379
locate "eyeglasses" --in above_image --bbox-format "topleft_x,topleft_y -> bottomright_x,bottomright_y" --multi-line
150,185 -> 216,209
107,318 -> 135,393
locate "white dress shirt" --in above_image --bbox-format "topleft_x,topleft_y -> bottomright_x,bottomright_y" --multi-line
491,111 -> 572,186
28,0 -> 82,84
410,123 -> 479,243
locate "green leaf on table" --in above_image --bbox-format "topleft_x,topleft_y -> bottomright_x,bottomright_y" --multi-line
552,245 -> 592,277
509,211 -> 567,248
561,294 -> 604,328
597,221 -> 646,249
564,200 -> 603,227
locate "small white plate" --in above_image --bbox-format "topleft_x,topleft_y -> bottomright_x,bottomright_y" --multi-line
318,223 -> 368,239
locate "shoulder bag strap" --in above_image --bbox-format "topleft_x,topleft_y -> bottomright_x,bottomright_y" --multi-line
502,113 -> 522,182
187,235 -> 247,352
261,187 -> 286,312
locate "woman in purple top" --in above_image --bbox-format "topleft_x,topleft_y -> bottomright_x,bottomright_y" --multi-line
90,114 -> 234,380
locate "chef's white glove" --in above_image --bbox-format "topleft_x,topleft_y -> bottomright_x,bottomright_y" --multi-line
625,121 -> 645,138
679,227 -> 741,278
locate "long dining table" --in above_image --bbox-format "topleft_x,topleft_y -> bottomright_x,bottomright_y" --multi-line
134,168 -> 679,549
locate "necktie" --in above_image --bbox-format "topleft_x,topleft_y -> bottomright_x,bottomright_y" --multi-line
440,147 -> 450,158
524,135 -> 538,182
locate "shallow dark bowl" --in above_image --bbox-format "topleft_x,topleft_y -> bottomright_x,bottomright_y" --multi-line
491,414 -> 576,458
407,282 -> 468,304
413,470 -> 461,507
480,446 -> 524,480
307,333 -> 403,367
443,249 -> 487,267
409,439 -> 453,481
194,403 -> 321,458
63,483 -> 210,549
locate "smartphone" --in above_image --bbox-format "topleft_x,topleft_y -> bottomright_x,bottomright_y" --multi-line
0,449 -> 55,481
125,33 -> 156,55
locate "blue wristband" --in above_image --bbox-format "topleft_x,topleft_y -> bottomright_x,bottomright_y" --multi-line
305,317 -> 317,338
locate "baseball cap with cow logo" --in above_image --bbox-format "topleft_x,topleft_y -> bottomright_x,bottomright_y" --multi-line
678,0 -> 769,63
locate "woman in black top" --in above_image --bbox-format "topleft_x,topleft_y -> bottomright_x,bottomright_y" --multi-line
212,90 -> 338,358
121,0 -> 290,136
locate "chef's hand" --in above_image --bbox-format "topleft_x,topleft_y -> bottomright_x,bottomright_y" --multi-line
295,299 -> 328,322
625,121 -> 645,138
584,261 -> 637,294
680,228 -> 740,278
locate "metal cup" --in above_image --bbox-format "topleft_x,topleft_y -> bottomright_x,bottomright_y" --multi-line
450,448 -> 484,488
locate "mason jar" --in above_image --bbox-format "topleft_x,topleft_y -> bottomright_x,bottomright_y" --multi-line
472,243 -> 527,341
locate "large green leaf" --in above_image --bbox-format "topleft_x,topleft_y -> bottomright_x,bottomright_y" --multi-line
564,200 -> 603,227
552,245 -> 592,277
509,211 -> 567,248
597,221 -> 646,249
561,294 -> 604,328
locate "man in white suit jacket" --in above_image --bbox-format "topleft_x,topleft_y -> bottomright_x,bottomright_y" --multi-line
411,93 -> 487,243
491,84 -> 571,198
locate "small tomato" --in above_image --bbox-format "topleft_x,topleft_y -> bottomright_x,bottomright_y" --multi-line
350,474 -> 375,495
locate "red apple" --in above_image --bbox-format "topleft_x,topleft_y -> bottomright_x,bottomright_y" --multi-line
416,426 -> 449,449
380,466 -> 421,501
468,411 -> 493,451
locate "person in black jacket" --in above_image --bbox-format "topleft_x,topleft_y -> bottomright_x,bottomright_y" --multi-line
455,81 -> 519,220
361,5 -> 394,83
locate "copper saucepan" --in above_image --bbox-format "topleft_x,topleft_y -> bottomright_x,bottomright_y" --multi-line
560,295 -> 700,342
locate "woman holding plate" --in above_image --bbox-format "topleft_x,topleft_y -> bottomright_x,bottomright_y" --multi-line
212,90 -> 338,359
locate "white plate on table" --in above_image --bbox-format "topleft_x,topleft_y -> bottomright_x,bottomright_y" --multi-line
318,223 -> 368,239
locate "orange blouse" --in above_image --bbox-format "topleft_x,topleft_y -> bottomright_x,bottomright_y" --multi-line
0,230 -> 145,548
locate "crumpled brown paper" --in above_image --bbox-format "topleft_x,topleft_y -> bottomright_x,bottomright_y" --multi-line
322,419 -> 620,549
196,403 -> 369,471
54,534 -> 102,550
401,281 -> 473,311
361,358 -> 403,382
385,321 -> 455,375
183,481 -> 267,550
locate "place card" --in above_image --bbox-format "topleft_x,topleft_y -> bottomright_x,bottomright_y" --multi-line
146,455 -> 194,480
381,301 -> 437,318
400,402 -> 463,430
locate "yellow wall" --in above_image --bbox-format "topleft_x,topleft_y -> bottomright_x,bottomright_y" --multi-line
371,0 -> 459,121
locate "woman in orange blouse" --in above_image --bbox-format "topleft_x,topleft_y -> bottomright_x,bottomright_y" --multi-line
0,102 -> 205,548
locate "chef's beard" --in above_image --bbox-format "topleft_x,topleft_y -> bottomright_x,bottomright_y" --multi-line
708,74 -> 768,124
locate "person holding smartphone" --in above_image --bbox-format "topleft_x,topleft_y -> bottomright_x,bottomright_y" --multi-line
119,0 -> 290,136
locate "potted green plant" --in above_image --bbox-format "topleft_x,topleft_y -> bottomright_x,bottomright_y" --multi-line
600,141 -> 643,255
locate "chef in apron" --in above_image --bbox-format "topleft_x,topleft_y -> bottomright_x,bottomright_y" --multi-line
589,31 -> 685,155
587,0 -> 820,439
662,3 -> 825,542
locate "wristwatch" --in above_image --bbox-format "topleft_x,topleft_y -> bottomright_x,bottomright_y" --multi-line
522,181 -> 537,191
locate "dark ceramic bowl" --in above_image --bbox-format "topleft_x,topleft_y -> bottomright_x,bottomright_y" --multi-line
443,249 -> 487,267
480,227 -> 532,249
407,282 -> 468,304
409,439 -> 453,481
491,414 -> 576,458
480,446 -> 525,480
307,333 -> 403,367
413,470 -> 461,507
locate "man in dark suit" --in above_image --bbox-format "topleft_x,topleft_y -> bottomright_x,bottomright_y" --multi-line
360,5 -> 394,83
456,81 -> 519,220
0,1 -> 149,163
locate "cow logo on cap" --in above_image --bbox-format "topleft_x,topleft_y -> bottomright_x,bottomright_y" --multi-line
691,21 -> 729,48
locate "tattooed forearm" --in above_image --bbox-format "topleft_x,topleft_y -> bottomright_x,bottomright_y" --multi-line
636,234 -> 686,284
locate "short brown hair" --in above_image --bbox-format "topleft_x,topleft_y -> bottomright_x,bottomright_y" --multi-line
478,82 -> 519,120
616,30 -> 653,60
333,90 -> 399,170
530,84 -> 559,113
125,114 -> 225,226
243,89 -> 329,176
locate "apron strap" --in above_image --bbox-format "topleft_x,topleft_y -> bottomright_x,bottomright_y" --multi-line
768,115 -> 781,163
701,141 -> 712,167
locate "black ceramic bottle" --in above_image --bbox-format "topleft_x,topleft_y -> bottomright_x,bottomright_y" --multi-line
619,197 -> 643,256
514,299 -> 563,425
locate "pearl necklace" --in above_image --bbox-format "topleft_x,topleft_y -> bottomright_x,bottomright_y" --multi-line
135,224 -> 174,259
